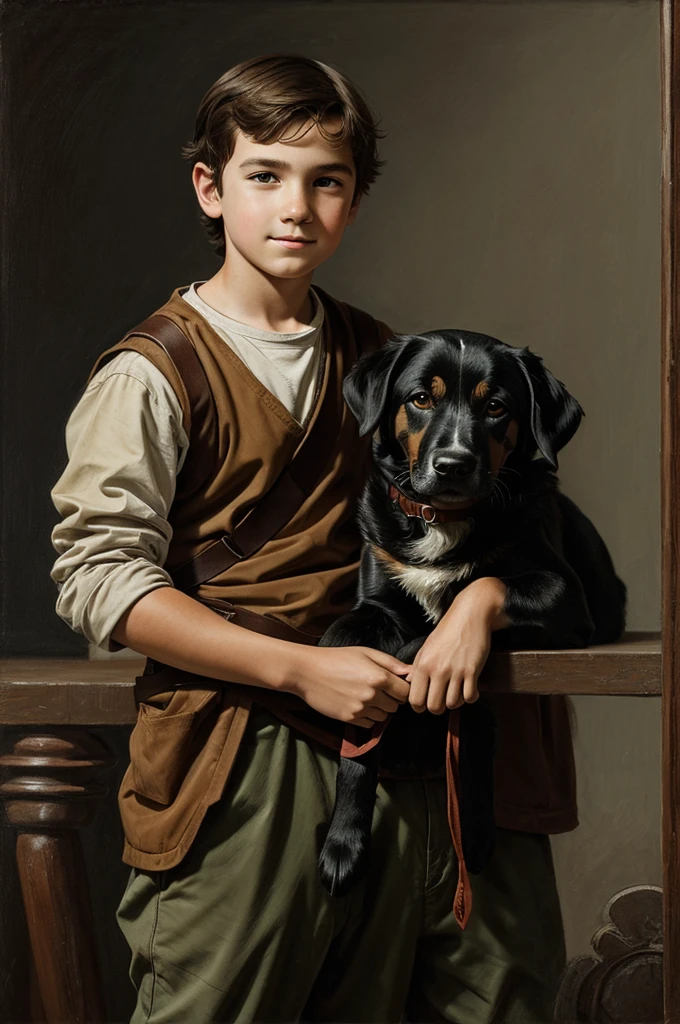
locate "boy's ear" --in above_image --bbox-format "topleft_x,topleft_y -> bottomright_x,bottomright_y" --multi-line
343,336 -> 416,436
512,347 -> 584,470
192,162 -> 223,219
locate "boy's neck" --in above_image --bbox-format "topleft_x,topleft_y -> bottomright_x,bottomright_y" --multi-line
196,261 -> 316,333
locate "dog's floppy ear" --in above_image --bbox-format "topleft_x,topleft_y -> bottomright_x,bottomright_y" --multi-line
343,336 -> 415,436
513,347 -> 584,470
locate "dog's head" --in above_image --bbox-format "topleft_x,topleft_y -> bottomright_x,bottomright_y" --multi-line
344,329 -> 583,507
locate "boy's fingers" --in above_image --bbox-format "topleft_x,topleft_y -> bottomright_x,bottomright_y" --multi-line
446,678 -> 465,710
427,674 -> 450,715
463,675 -> 480,703
408,663 -> 430,712
371,692 -> 401,714
376,670 -> 411,704
355,716 -> 377,729
363,648 -> 411,675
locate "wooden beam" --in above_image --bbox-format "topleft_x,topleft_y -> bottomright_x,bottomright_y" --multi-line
0,632 -> 661,726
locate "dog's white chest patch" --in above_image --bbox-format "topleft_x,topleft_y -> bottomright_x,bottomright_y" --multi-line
390,562 -> 476,622
382,520 -> 476,623
405,520 -> 473,564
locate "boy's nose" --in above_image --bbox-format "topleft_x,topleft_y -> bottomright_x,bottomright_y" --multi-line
280,190 -> 313,223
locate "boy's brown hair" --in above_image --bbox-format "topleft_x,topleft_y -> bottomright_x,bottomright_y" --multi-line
182,53 -> 385,259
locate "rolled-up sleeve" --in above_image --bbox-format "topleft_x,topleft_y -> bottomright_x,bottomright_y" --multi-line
50,351 -> 189,651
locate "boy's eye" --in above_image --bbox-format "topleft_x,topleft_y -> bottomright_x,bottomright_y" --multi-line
486,399 -> 507,417
248,173 -> 343,187
250,172 -> 278,183
411,393 -> 433,410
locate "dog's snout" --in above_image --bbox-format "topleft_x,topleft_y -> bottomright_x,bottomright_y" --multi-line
432,453 -> 477,478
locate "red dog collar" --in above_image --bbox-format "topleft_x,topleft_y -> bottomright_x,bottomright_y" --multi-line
388,484 -> 477,524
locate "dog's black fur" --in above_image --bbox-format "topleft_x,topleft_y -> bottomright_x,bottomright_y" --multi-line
316,329 -> 627,898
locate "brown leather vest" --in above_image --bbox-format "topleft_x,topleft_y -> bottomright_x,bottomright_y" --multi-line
92,286 -> 385,635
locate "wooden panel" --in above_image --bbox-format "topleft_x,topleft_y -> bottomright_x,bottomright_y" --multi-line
661,2 -> 679,1022
0,632 -> 661,726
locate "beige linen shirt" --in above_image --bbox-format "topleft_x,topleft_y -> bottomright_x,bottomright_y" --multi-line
50,285 -> 325,651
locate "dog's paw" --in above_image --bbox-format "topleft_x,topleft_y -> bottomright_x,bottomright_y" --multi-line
318,828 -> 370,898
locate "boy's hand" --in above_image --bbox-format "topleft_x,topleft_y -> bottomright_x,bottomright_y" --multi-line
408,577 -> 510,714
289,646 -> 412,729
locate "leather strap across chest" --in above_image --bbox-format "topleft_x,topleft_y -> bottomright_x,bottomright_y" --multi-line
118,314 -> 219,494
169,351 -> 333,591
124,295 -> 382,593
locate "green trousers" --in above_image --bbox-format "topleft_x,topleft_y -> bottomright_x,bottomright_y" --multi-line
117,707 -> 567,1023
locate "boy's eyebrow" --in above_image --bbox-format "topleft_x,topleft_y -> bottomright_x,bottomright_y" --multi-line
238,157 -> 355,175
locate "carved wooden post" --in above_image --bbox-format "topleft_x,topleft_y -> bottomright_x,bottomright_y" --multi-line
0,729 -> 116,1024
554,886 -> 664,1023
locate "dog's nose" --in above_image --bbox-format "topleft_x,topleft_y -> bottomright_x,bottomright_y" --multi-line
432,453 -> 477,478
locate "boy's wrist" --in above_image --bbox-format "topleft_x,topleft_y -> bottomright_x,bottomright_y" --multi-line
447,576 -> 511,632
266,640 -> 315,697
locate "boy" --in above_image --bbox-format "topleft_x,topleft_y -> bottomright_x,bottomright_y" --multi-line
51,54 -> 571,1023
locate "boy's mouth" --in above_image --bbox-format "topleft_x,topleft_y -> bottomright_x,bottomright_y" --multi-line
270,236 -> 315,249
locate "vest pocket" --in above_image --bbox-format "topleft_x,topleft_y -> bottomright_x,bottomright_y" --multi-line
129,687 -> 220,806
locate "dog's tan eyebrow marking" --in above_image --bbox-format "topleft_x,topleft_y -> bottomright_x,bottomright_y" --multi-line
472,381 -> 491,401
430,376 -> 447,399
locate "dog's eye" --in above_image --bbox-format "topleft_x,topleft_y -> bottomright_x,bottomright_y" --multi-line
411,393 -> 433,410
486,400 -> 507,417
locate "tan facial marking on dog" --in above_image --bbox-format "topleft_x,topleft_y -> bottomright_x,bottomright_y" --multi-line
431,375 -> 447,400
472,380 -> 491,402
373,545 -> 407,574
406,427 -> 427,468
505,420 -> 519,449
394,405 -> 427,468
489,419 -> 519,474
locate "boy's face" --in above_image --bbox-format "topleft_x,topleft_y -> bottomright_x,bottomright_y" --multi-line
194,117 -> 361,279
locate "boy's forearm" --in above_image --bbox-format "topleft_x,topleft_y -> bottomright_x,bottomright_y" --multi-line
442,576 -> 512,631
111,586 -> 307,692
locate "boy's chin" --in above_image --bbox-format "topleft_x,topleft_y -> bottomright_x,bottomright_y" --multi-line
259,258 -> 322,280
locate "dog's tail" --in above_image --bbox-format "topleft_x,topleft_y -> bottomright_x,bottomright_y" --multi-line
318,748 -> 380,898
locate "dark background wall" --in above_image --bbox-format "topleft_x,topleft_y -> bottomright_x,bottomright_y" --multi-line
2,0 -> 233,656
0,1 -> 662,1020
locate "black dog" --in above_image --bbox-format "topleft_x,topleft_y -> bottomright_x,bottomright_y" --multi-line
317,329 -> 627,899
